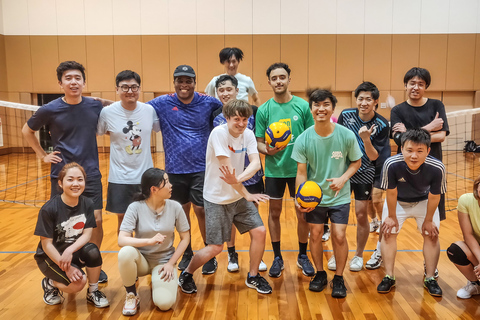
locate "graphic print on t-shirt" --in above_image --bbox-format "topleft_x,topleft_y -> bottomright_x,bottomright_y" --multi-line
279,118 -> 294,142
55,214 -> 87,244
122,120 -> 143,155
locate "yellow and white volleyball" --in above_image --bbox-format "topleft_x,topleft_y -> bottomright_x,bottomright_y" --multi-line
295,181 -> 323,208
265,122 -> 292,148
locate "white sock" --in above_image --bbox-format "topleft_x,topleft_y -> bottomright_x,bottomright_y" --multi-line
372,217 -> 378,223
89,282 -> 98,293
376,241 -> 381,254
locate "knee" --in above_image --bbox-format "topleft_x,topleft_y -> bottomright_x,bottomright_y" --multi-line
210,244 -> 223,256
82,243 -> 102,267
251,226 -> 266,240
446,242 -> 471,266
153,289 -> 176,311
118,246 -> 137,264
69,276 -> 87,293
310,230 -> 322,243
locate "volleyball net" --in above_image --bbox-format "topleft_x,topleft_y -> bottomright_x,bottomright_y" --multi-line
1,99 -> 479,211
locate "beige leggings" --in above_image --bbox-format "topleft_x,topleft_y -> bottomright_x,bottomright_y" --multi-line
118,246 -> 178,311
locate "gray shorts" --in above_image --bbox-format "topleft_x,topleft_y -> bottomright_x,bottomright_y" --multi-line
106,183 -> 141,214
204,198 -> 264,245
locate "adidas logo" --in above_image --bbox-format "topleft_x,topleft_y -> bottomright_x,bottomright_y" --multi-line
398,177 -> 406,182
172,106 -> 178,111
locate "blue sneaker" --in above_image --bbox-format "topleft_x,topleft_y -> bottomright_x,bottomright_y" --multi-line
268,256 -> 284,278
297,254 -> 315,276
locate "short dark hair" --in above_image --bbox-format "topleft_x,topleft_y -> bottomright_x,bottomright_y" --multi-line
355,81 -> 380,100
134,168 -> 167,201
116,70 -> 141,86
401,128 -> 431,148
56,61 -> 86,82
223,99 -> 252,119
219,47 -> 244,64
404,67 -> 431,88
266,62 -> 291,78
215,74 -> 238,89
308,88 -> 337,109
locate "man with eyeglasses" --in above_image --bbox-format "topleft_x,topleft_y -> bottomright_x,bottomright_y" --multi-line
148,65 -> 223,274
97,70 -> 160,232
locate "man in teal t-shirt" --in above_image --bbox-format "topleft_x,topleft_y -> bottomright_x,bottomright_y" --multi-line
255,63 -> 315,278
292,89 -> 362,298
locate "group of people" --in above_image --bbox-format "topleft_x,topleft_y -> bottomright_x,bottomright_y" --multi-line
22,46 -> 480,316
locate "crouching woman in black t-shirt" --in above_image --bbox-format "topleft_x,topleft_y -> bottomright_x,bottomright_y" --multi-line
34,162 -> 109,308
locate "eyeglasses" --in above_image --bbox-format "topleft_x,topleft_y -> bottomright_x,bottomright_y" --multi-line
118,85 -> 140,92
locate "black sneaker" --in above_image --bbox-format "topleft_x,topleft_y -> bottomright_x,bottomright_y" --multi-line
86,289 -> 110,308
297,254 -> 315,276
178,271 -> 197,294
202,256 -> 218,274
330,276 -> 347,298
41,277 -> 64,305
377,275 -> 396,293
227,252 -> 239,272
268,256 -> 284,278
309,271 -> 327,292
178,251 -> 194,271
245,273 -> 272,294
98,269 -> 108,283
424,278 -> 442,297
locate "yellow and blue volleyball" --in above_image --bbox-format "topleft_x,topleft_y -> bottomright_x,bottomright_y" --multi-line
296,181 -> 323,208
265,122 -> 292,148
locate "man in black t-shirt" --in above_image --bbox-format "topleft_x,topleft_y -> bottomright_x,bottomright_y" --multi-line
377,129 -> 446,297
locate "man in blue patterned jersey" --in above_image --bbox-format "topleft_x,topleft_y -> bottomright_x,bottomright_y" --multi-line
148,65 -> 223,274
376,128 -> 446,297
334,82 -> 390,272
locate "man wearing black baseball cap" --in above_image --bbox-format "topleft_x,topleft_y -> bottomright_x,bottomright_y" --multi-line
148,65 -> 223,274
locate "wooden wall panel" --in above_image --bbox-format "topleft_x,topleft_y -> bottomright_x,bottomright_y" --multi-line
113,36 -> 143,84
252,35 -> 280,92
443,91 -> 475,111
225,35 -> 254,80
196,35 -> 224,91
30,36 -> 59,93
446,34 -> 476,91
474,34 -> 480,91
0,36 -> 7,91
85,36 -> 115,92
336,35 -> 364,91
364,34 -> 392,91
391,35 -> 420,90
58,36 -> 88,91
281,35 -> 308,92
141,35 -> 170,93
308,35 -> 336,90
168,35 -> 197,92
4,36 -> 33,92
419,34 -> 448,91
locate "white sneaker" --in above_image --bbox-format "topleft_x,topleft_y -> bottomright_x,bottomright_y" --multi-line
457,281 -> 480,299
366,249 -> 382,270
123,292 -> 140,315
327,255 -> 336,271
369,218 -> 380,233
41,277 -> 63,305
259,260 -> 267,272
86,289 -> 110,308
322,228 -> 331,242
349,256 -> 363,271
227,252 -> 239,272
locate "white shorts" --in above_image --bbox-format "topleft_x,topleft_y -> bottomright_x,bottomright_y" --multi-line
381,199 -> 440,234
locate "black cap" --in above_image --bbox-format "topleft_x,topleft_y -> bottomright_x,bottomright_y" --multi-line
173,65 -> 196,78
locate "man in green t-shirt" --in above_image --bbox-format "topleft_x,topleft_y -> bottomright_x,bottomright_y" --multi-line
292,89 -> 362,298
255,63 -> 315,278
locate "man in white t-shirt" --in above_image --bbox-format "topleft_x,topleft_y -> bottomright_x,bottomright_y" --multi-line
97,70 -> 160,231
178,99 -> 271,294
204,47 -> 261,106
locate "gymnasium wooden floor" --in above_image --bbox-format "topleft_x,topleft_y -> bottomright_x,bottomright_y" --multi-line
1,152 -> 480,319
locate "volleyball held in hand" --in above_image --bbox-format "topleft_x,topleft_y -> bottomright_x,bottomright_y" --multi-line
296,181 -> 323,208
265,122 -> 292,148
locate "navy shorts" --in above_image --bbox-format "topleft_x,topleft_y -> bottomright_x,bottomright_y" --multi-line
106,183 -> 141,214
305,203 -> 350,225
350,183 -> 373,201
265,177 -> 295,199
245,179 -> 265,195
168,172 -> 205,207
51,176 -> 103,210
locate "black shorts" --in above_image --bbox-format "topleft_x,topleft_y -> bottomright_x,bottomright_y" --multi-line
106,183 -> 141,214
265,177 -> 295,199
305,203 -> 350,225
168,172 -> 205,206
35,243 -> 102,286
245,179 -> 265,194
350,183 -> 373,201
51,176 -> 103,210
